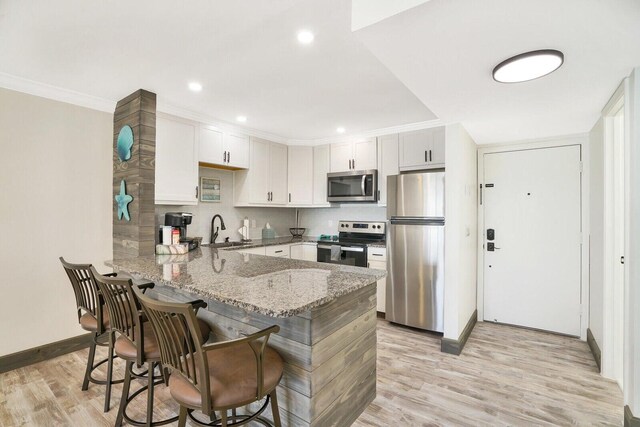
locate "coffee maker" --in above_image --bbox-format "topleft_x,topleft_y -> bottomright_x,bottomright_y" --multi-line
164,212 -> 199,251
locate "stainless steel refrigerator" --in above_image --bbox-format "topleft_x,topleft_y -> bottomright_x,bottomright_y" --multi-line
386,172 -> 445,332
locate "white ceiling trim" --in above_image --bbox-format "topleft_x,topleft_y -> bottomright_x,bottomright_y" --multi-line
0,72 -> 445,146
0,72 -> 116,112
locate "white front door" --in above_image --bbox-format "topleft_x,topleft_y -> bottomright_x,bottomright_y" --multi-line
483,146 -> 582,336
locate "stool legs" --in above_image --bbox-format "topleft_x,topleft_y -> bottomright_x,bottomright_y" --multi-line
146,361 -> 156,426
178,406 -> 188,427
116,360 -> 134,427
104,332 -> 115,412
270,390 -> 282,427
82,333 -> 98,391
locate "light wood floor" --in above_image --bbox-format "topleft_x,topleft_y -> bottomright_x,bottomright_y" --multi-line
0,321 -> 623,426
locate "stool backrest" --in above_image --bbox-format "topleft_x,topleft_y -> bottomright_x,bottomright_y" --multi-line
135,289 -> 211,412
92,268 -> 145,366
59,257 -> 104,334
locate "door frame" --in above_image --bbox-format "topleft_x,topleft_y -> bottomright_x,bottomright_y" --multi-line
601,79 -> 631,381
476,134 -> 589,340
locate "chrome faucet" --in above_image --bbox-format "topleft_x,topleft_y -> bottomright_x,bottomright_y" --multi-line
210,214 -> 226,244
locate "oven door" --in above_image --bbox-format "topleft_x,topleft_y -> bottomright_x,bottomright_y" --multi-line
327,170 -> 378,202
316,243 -> 367,267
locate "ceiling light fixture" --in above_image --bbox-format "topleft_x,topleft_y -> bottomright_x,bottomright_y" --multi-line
297,30 -> 314,44
236,115 -> 247,123
336,127 -> 345,134
492,49 -> 564,83
188,82 -> 203,92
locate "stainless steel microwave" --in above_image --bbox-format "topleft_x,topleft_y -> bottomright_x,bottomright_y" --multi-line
327,169 -> 378,203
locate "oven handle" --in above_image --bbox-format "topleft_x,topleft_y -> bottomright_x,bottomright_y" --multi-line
317,245 -> 365,253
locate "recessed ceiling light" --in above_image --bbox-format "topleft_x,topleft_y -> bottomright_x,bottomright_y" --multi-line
297,30 -> 314,44
336,127 -> 345,134
188,82 -> 203,92
236,115 -> 247,123
493,49 -> 564,83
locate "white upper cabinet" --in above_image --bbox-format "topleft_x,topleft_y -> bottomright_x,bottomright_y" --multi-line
288,146 -> 313,205
235,137 -> 288,206
199,126 -> 249,169
269,142 -> 288,205
313,145 -> 331,206
155,115 -> 199,205
377,134 -> 399,206
399,126 -> 445,171
199,126 -> 224,165
330,138 -> 377,172
224,132 -> 250,169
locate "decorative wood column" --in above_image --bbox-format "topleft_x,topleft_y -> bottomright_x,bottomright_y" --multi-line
112,90 -> 156,258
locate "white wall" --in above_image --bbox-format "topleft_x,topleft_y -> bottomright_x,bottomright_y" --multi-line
443,124 -> 478,339
0,88 -> 113,356
156,166 -> 295,244
589,118 -> 605,349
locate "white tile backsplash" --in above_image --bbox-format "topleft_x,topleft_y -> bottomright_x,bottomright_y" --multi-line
156,167 -> 386,243
156,167 -> 295,244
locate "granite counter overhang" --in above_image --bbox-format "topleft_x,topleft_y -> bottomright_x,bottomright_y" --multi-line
105,246 -> 385,318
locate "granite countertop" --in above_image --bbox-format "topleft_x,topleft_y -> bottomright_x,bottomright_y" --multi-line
207,236 -> 386,250
105,246 -> 385,318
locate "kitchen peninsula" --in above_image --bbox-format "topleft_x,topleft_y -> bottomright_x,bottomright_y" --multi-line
106,245 -> 385,427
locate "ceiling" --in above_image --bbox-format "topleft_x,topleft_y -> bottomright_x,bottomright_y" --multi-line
0,0 -> 436,140
354,0 -> 640,144
1,1 -> 639,144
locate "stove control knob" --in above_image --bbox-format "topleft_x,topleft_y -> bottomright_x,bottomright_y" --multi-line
345,224 -> 349,228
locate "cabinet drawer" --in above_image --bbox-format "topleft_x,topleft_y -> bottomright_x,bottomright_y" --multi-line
265,244 -> 290,258
237,246 -> 266,256
367,247 -> 387,261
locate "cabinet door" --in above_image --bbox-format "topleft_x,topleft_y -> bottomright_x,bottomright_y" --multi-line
265,244 -> 290,258
199,126 -> 224,165
313,145 -> 331,206
378,134 -> 399,205
353,138 -> 377,171
399,129 -> 433,170
330,142 -> 353,172
429,126 -> 446,166
303,244 -> 318,261
368,259 -> 387,313
288,146 -> 313,205
155,116 -> 198,205
249,138 -> 270,204
269,143 -> 288,205
290,244 -> 304,260
225,132 -> 250,169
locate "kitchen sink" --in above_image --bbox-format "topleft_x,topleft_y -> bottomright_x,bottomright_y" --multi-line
206,241 -> 248,249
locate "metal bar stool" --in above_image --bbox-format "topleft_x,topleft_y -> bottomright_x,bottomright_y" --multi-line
60,257 -> 122,412
135,287 -> 284,427
92,268 -> 210,427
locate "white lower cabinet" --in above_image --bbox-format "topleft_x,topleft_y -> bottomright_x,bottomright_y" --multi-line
237,246 -> 266,256
367,247 -> 387,313
265,244 -> 290,258
290,243 -> 317,261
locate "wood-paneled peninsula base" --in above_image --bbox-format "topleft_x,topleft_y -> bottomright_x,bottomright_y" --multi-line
106,246 -> 385,427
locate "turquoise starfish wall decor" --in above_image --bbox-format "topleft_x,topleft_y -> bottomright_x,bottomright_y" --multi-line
117,125 -> 134,161
115,179 -> 133,221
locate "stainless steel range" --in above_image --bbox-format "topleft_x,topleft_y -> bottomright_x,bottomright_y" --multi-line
316,221 -> 386,267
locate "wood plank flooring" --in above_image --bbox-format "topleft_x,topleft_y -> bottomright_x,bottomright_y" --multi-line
0,321 -> 622,426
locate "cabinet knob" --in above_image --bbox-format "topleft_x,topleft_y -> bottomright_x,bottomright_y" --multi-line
223,151 -> 227,162
228,151 -> 231,163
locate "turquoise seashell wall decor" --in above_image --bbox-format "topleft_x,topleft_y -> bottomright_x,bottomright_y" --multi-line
117,125 -> 134,161
115,179 -> 133,221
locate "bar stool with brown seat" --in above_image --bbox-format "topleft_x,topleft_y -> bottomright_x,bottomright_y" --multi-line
59,257 -> 126,412
135,288 -> 284,427
92,268 -> 211,427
